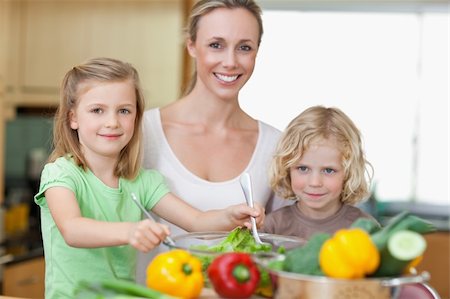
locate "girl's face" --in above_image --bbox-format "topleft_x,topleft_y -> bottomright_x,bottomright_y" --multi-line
290,138 -> 345,219
69,80 -> 137,162
187,7 -> 259,100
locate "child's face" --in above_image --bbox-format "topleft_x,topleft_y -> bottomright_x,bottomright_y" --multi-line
290,138 -> 345,218
69,79 -> 137,162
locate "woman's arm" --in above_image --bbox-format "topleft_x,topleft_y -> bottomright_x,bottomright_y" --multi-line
45,186 -> 170,252
152,192 -> 264,232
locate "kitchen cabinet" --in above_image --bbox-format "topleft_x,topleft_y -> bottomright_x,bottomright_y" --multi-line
2,257 -> 45,299
0,0 -> 189,206
0,0 -> 10,206
2,0 -> 184,109
0,81 -> 5,206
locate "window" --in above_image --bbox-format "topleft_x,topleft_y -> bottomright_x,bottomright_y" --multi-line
241,9 -> 448,205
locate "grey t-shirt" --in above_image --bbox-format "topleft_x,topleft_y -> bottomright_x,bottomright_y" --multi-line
262,203 -> 377,240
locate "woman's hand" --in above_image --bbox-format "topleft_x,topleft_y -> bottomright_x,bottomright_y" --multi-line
128,219 -> 171,252
226,203 -> 265,229
152,193 -> 266,232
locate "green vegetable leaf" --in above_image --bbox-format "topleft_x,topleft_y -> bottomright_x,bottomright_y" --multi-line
283,233 -> 331,276
191,227 -> 273,254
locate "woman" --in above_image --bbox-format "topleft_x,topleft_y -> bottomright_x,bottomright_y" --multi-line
137,0 -> 288,282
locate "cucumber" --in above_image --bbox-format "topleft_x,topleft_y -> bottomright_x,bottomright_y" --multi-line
388,230 -> 426,261
372,230 -> 426,277
371,211 -> 435,251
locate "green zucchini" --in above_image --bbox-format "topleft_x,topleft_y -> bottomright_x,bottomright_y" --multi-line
372,230 -> 427,277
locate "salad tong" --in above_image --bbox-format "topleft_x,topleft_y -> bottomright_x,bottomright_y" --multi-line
239,173 -> 269,246
130,192 -> 175,247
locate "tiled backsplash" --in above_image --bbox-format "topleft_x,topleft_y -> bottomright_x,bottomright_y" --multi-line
5,115 -> 53,181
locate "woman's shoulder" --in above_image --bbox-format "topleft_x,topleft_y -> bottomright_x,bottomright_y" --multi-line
258,121 -> 281,152
258,120 -> 282,137
253,121 -> 282,157
143,107 -> 160,122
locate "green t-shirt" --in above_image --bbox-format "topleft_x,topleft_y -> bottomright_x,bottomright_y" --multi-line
34,156 -> 170,299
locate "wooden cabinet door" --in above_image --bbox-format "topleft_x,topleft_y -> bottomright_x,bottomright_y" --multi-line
416,232 -> 450,299
6,0 -> 183,108
3,257 -> 45,299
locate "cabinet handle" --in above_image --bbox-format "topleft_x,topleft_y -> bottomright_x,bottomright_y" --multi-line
17,275 -> 41,286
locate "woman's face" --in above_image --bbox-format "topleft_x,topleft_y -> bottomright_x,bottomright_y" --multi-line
187,7 -> 260,100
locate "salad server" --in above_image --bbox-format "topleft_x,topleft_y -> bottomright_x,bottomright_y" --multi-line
239,173 -> 270,246
130,192 -> 175,247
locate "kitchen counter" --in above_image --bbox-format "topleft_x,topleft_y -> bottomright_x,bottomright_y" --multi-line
200,289 -> 263,298
0,247 -> 43,266
0,289 -> 263,299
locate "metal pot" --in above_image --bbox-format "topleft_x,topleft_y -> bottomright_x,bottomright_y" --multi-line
254,254 -> 433,299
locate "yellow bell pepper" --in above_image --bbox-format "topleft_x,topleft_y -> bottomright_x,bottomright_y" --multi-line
146,249 -> 204,298
319,228 -> 380,279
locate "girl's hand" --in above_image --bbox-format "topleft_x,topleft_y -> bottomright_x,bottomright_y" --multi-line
128,219 -> 171,252
227,203 -> 265,229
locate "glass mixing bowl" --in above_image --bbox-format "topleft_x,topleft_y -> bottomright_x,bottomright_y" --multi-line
168,231 -> 305,255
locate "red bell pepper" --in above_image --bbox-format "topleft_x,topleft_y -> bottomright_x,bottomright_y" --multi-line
207,252 -> 260,298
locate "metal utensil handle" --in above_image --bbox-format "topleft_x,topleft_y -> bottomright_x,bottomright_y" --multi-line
380,271 -> 430,287
240,173 -> 254,207
130,193 -> 175,246
250,217 -> 261,241
239,173 -> 265,244
131,193 -> 155,221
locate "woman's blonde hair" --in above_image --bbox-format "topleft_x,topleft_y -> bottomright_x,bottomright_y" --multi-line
49,57 -> 145,180
270,105 -> 373,205
183,0 -> 263,95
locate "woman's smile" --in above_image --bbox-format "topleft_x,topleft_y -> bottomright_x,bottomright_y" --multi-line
214,73 -> 240,83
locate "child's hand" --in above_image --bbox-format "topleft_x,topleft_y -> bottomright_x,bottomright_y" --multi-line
227,203 -> 265,229
128,219 -> 171,252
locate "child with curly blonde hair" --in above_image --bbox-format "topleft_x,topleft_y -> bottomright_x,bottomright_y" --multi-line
262,105 -> 377,239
